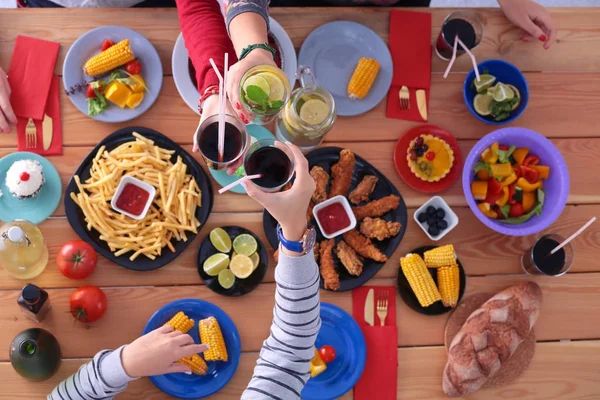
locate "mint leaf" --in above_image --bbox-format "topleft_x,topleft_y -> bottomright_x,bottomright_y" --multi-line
474,161 -> 490,174
495,145 -> 516,163
245,85 -> 269,104
268,100 -> 284,109
500,204 -> 511,218
234,165 -> 246,177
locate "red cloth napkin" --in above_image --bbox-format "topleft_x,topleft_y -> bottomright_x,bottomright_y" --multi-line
386,10 -> 432,122
16,75 -> 63,155
352,286 -> 398,400
8,35 -> 60,121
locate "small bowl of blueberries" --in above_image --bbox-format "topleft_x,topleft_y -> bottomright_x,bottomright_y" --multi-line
414,196 -> 458,241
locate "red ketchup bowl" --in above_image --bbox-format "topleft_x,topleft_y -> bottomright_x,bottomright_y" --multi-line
110,176 -> 156,220
313,195 -> 357,239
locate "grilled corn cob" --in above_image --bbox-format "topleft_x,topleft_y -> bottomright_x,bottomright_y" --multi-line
400,253 -> 441,307
424,244 -> 456,268
84,39 -> 135,76
199,317 -> 228,362
347,57 -> 380,100
437,264 -> 460,308
165,311 -> 194,334
177,354 -> 208,375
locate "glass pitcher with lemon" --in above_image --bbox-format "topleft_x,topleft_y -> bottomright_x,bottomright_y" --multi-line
275,66 -> 336,152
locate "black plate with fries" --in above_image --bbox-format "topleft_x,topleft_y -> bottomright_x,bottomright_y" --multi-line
64,126 -> 213,271
397,246 -> 467,316
263,146 -> 408,291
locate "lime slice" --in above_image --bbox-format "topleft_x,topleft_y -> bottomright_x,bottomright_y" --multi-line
218,269 -> 235,289
249,252 -> 260,271
230,254 -> 254,279
492,83 -> 514,102
299,99 -> 329,125
473,94 -> 493,116
209,228 -> 232,253
203,253 -> 230,276
259,72 -> 286,102
506,84 -> 521,110
233,234 -> 258,256
474,74 -> 496,93
243,75 -> 270,98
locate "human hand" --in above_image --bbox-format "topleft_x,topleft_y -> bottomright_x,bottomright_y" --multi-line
226,49 -> 277,124
498,0 -> 557,49
243,143 -> 315,242
121,325 -> 209,377
0,67 -> 17,133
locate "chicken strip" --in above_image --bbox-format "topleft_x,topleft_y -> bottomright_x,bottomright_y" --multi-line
342,230 -> 388,262
329,149 -> 355,198
359,217 -> 402,241
349,175 -> 378,205
310,166 -> 329,204
335,240 -> 363,276
352,195 -> 400,221
319,239 -> 340,291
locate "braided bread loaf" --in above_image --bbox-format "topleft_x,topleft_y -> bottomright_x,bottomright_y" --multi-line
442,281 -> 543,397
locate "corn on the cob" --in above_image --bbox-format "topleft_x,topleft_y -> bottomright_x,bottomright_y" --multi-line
84,39 -> 135,76
347,58 -> 380,100
437,264 -> 460,308
400,253 -> 441,307
177,354 -> 208,375
164,311 -> 194,334
424,245 -> 456,268
199,317 -> 228,362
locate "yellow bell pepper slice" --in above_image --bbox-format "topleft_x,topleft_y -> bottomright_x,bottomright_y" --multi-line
501,173 -> 518,187
478,202 -> 498,218
104,81 -> 132,109
128,74 -> 146,93
490,162 -> 513,178
126,92 -> 144,109
496,186 -> 510,207
481,142 -> 499,164
512,148 -> 529,166
516,177 -> 542,192
471,181 -> 488,201
522,191 -> 536,213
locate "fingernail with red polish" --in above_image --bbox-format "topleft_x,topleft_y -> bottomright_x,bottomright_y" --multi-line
235,102 -> 241,110
539,34 -> 547,42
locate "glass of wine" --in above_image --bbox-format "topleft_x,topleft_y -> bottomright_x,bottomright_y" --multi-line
195,114 -> 249,171
435,10 -> 483,61
243,139 -> 295,193
521,234 -> 573,276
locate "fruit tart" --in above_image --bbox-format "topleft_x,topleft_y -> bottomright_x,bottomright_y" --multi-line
407,135 -> 455,182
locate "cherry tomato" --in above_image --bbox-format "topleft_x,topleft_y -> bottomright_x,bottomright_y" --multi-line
522,155 -> 540,167
125,60 -> 142,75
57,240 -> 98,280
520,166 -> 540,184
509,202 -> 524,218
319,345 -> 336,363
70,286 -> 107,324
101,39 -> 114,52
498,144 -> 509,151
86,84 -> 97,99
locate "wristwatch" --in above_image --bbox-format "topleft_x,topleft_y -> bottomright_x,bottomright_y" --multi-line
277,224 -> 317,255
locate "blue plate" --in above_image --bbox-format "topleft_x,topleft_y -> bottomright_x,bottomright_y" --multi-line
302,303 -> 366,400
143,299 -> 241,399
0,152 -> 62,224
298,21 -> 393,117
63,26 -> 163,123
209,124 -> 273,194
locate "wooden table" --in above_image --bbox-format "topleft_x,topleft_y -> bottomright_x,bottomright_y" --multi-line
1,7 -> 600,399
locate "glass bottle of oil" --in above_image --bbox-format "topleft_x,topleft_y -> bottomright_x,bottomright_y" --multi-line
275,66 -> 336,152
0,220 -> 48,280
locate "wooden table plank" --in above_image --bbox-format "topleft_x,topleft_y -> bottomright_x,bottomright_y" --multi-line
0,204 -> 598,290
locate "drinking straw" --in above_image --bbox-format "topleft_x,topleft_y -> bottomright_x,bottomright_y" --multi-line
549,217 -> 596,256
220,53 -> 229,163
457,37 -> 480,82
443,35 -> 459,79
218,174 -> 262,194
209,57 -> 225,163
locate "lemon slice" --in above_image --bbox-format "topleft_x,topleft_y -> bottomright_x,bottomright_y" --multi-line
474,74 -> 496,93
259,72 -> 286,102
299,99 -> 329,125
492,83 -> 514,102
218,269 -> 235,289
203,253 -> 230,276
473,94 -> 493,116
209,228 -> 232,253
233,234 -> 258,256
506,84 -> 521,110
249,252 -> 260,271
230,254 -> 254,279
243,75 -> 271,98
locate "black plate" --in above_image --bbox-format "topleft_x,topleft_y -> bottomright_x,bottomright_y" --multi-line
397,246 -> 467,316
197,226 -> 268,296
64,126 -> 214,271
263,146 -> 408,291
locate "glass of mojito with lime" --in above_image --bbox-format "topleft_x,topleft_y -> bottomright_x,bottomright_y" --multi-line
239,65 -> 291,125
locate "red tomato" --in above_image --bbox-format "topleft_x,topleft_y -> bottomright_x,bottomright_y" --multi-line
509,202 -> 524,218
487,177 -> 503,195
101,39 -> 114,52
125,60 -> 142,75
70,286 -> 107,324
498,144 -> 509,151
513,166 -> 522,178
57,240 -> 98,280
520,166 -> 540,184
522,155 -> 540,167
86,84 -> 97,99
319,345 -> 336,363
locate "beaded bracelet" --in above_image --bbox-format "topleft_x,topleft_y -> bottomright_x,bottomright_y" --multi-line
198,85 -> 219,114
238,43 -> 276,61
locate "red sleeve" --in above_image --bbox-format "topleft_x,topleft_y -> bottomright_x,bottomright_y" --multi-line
176,0 -> 238,94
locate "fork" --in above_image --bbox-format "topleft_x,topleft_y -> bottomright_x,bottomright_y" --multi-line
399,86 -> 410,111
25,118 -> 37,149
376,290 -> 389,327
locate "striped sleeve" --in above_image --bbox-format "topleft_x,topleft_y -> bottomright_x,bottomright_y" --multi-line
48,346 -> 137,400
225,0 -> 270,36
242,247 -> 321,400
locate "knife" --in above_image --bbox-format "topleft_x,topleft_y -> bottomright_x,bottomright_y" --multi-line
416,90 -> 428,121
42,114 -> 53,151
364,289 -> 375,327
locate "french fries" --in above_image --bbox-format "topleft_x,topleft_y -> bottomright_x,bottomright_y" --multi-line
70,132 -> 202,261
